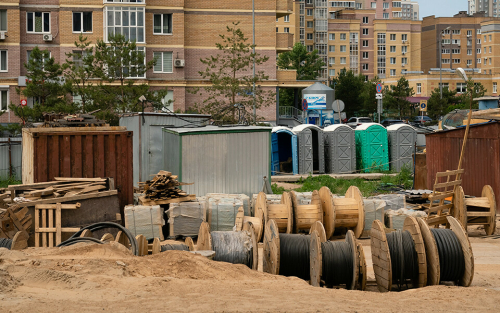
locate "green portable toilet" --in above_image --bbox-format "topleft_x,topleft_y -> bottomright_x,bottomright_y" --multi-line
355,123 -> 389,172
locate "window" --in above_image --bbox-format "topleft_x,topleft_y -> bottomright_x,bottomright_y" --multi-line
0,90 -> 7,111
340,45 -> 346,52
390,46 -> 396,53
284,27 -> 289,33
494,82 -> 498,94
106,0 -> 145,2
383,13 -> 389,19
307,45 -> 313,52
284,15 -> 289,22
73,12 -> 92,33
477,29 -> 481,34
329,33 -> 335,40
442,49 -> 450,54
417,83 -> 421,94
402,46 -> 407,54
402,34 -> 408,41
442,59 -> 450,64
452,49 -> 460,54
329,69 -> 335,76
477,48 -> 482,54
390,69 -> 396,77
362,40 -> 368,47
452,58 -> 460,64
478,58 -> 481,64
153,14 -> 172,34
362,64 -> 368,70
153,51 -> 173,73
0,50 -> 6,72
467,59 -> 472,66
383,2 -> 389,9
371,2 -> 376,8
393,1 -> 402,8
306,0 -> 312,3
490,46 -> 492,53
490,58 -> 492,65
276,27 -> 278,33
390,57 -> 396,64
467,49 -> 472,55
362,28 -> 368,35
402,57 -> 407,65
439,83 -> 449,89
443,29 -> 450,35
0,10 -> 6,31
329,57 -> 335,65
452,30 -> 460,35
484,47 -> 487,54
72,50 -> 90,69
27,12 -> 50,33
468,39 -> 472,46
467,30 -> 472,36
363,17 -> 369,24
106,7 -> 145,43
484,35 -> 487,42
27,50 -> 51,68
329,45 -> 335,52
456,83 -> 467,93
340,57 -> 346,64
307,21 -> 313,28
307,9 -> 313,16
490,35 -> 492,41
477,39 -> 481,44
390,34 -> 396,41
362,52 -> 368,59
340,33 -> 346,40
307,33 -> 313,40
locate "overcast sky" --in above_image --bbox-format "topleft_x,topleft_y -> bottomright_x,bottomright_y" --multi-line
418,0 -> 469,19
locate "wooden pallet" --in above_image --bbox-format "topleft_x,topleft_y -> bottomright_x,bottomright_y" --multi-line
35,203 -> 81,247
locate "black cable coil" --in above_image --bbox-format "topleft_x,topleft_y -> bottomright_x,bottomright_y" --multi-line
321,240 -> 354,288
386,230 -> 418,290
0,238 -> 13,250
279,234 -> 311,281
161,244 -> 189,252
211,231 -> 253,268
430,228 -> 465,283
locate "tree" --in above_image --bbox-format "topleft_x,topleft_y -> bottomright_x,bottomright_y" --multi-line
331,69 -> 365,117
427,87 -> 460,120
455,78 -> 486,111
359,76 -> 381,115
193,22 -> 275,124
383,77 -> 414,119
9,47 -> 74,123
277,43 -> 325,80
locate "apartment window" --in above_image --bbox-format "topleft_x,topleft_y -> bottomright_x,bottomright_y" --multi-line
494,82 -> 498,94
390,69 -> 396,77
362,52 -> 368,59
452,49 -> 460,54
340,33 -> 346,40
439,83 -> 449,89
453,59 -> 461,64
390,34 -> 396,41
307,9 -> 313,16
340,57 -> 346,64
284,15 -> 289,23
467,59 -> 472,66
276,27 -> 278,33
307,33 -> 313,40
284,27 -> 289,33
468,39 -> 472,46
477,29 -> 481,34
484,35 -> 487,42
477,48 -> 482,54
467,49 -> 472,55
106,7 -> 145,42
371,2 -> 376,8
383,13 -> 389,19
329,45 -> 335,52
390,46 -> 396,52
402,46 -> 408,54
477,39 -> 481,44
390,57 -> 396,64
362,28 -> 368,35
452,30 -> 460,35
125,47 -> 146,78
361,64 -> 368,70
153,14 -> 172,35
329,33 -> 335,40
357,3 -> 362,9
490,35 -> 492,41
402,34 -> 408,41
0,50 -> 6,72
153,51 -> 173,73
27,12 -> 50,33
478,58 -> 481,64
362,40 -> 368,47
307,45 -> 313,52
307,21 -> 313,28
393,1 -> 402,8
329,57 -> 335,65
456,83 -> 467,93
340,45 -> 346,52
484,47 -> 487,54
306,0 -> 312,3
329,69 -> 335,76
443,29 -> 451,35
490,46 -> 492,53
442,59 -> 450,64
490,58 -> 492,65
0,90 -> 7,111
363,17 -> 369,24
383,2 -> 389,9
0,10 -> 6,31
417,83 -> 421,94
73,12 -> 92,33
402,57 -> 407,65
442,49 -> 450,54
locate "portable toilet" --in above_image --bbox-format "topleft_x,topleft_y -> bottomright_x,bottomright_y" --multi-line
387,124 -> 417,172
271,127 -> 298,175
292,124 -> 325,174
355,123 -> 389,172
323,124 -> 356,174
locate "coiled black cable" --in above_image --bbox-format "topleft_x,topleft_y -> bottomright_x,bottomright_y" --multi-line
279,234 -> 311,281
160,244 -> 189,252
430,228 -> 465,282
321,240 -> 354,288
386,230 -> 418,290
211,231 -> 254,268
0,238 -> 13,250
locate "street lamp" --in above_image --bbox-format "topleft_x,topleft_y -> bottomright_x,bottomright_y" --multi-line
440,26 -> 451,99
456,67 -> 473,172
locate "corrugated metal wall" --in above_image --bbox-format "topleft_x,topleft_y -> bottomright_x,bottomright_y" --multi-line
171,131 -> 270,197
163,131 -> 180,177
0,138 -> 22,180
426,122 -> 500,209
29,131 -> 133,209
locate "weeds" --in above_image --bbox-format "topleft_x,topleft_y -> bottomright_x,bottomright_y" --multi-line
0,176 -> 21,188
271,183 -> 287,195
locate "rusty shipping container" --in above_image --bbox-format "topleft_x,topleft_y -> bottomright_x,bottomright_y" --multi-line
22,127 -> 133,209
426,122 -> 500,208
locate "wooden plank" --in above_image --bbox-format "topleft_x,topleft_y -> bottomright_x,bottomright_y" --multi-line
139,194 -> 196,205
428,191 -> 455,201
435,169 -> 464,177
42,209 -> 47,247
48,208 -> 53,247
8,181 -> 66,191
9,190 -> 118,208
37,227 -> 81,233
464,198 -> 490,208
427,203 -> 453,213
35,203 -> 81,209
56,204 -> 61,245
54,177 -> 107,182
467,212 -> 492,217
35,207 -> 40,247
72,185 -> 106,195
434,180 -> 462,189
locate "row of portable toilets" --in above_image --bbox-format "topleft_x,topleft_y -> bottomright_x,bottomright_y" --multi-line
271,123 -> 417,175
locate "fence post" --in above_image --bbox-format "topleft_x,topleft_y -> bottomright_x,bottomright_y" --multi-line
8,137 -> 12,178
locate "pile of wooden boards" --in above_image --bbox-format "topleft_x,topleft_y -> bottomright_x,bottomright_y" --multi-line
139,171 -> 195,205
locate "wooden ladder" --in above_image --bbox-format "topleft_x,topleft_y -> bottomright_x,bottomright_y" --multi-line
35,203 -> 81,247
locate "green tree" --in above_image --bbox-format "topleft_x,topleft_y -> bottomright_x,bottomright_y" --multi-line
359,76 -> 381,115
193,22 -> 275,124
9,47 -> 73,123
331,69 -> 365,117
427,87 -> 460,120
383,77 -> 415,119
276,43 -> 325,80
454,78 -> 486,111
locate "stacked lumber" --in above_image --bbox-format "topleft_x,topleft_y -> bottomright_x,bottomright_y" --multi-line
139,171 -> 195,205
471,108 -> 500,120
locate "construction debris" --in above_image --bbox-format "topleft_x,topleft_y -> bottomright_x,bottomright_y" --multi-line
139,171 -> 195,205
43,110 -> 107,127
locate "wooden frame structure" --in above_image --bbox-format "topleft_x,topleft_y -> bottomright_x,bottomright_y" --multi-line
34,203 -> 81,247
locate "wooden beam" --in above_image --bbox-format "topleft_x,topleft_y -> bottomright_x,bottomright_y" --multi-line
10,190 -> 118,208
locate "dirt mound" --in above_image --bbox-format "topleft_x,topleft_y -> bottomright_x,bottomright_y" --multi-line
0,269 -> 21,292
27,242 -> 134,260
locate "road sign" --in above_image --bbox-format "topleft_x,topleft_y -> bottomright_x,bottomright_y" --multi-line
376,83 -> 383,93
302,99 -> 308,110
375,93 -> 383,100
332,99 -> 345,112
420,100 -> 427,112
21,99 -> 27,106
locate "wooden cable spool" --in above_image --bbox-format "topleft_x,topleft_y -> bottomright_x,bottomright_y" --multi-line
291,190 -> 323,233
463,185 -> 497,235
241,216 -> 263,242
150,237 -> 194,255
332,186 -> 365,238
255,192 -> 293,234
8,231 -> 29,250
318,186 -> 336,239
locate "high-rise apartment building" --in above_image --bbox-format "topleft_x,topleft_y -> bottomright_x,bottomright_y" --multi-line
469,0 -> 500,17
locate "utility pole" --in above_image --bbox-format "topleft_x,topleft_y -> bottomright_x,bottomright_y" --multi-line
252,0 -> 256,123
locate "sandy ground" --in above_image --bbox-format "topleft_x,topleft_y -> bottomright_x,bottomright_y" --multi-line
1,227 -> 500,312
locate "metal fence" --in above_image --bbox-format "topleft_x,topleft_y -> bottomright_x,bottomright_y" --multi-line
0,138 -> 22,180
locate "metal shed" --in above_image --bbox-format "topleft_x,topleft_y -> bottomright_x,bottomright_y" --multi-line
292,124 -> 325,174
271,126 -> 298,175
323,124 -> 355,174
119,112 -> 210,187
387,124 -> 417,172
426,121 -> 500,208
355,123 -> 389,172
162,126 -> 271,197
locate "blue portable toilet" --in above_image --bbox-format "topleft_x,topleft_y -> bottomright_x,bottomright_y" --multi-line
271,127 -> 298,175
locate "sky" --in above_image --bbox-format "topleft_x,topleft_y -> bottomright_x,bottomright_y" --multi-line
418,0 -> 469,19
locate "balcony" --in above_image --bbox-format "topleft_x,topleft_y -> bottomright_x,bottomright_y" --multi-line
276,0 -> 293,17
277,69 -> 297,82
277,33 -> 294,52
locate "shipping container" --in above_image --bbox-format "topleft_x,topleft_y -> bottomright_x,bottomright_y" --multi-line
22,126 -> 133,209
162,126 -> 271,197
323,124 -> 356,174
119,112 -> 210,186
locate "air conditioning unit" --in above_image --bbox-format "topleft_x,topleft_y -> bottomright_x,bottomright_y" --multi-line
174,59 -> 185,67
402,40 -> 407,44
402,64 -> 405,67
403,52 -> 406,55
43,34 -> 53,41
0,32 -> 5,40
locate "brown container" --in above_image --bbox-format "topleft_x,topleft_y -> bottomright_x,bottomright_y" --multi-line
22,127 -> 133,210
426,122 -> 500,208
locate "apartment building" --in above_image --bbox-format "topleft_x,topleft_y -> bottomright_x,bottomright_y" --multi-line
0,0 -> 297,124
469,0 -> 500,17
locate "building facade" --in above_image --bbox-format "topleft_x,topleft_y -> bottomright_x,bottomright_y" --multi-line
0,0 -> 299,124
469,0 -> 500,17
